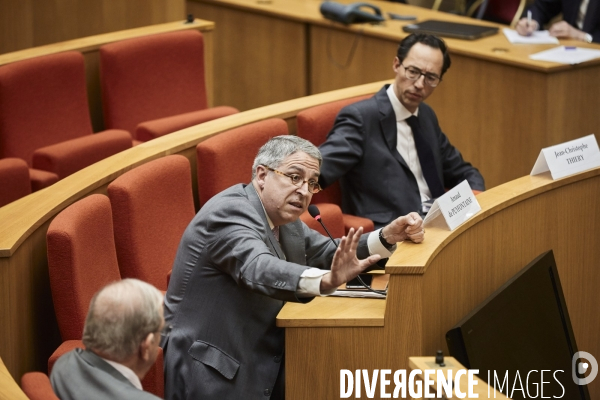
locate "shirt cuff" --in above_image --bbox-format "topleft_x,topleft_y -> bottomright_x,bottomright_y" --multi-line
297,268 -> 336,297
367,228 -> 396,258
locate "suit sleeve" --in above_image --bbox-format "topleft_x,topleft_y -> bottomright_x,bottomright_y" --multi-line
318,105 -> 366,188
204,197 -> 312,302
427,108 -> 486,191
529,0 -> 563,27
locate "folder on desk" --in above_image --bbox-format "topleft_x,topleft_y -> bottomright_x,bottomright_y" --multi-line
403,20 -> 499,40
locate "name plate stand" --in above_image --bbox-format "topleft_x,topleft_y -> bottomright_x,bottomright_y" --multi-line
531,134 -> 600,179
423,180 -> 481,231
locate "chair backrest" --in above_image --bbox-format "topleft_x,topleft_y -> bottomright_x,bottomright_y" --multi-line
107,155 -> 195,291
296,95 -> 370,205
0,51 -> 93,165
196,118 -> 289,205
0,158 -> 31,207
468,0 -> 526,26
299,203 -> 345,239
100,30 -> 208,135
47,194 -> 121,341
21,372 -> 60,400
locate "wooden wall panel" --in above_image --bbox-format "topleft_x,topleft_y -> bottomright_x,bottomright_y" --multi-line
0,0 -> 185,54
187,1 -> 307,111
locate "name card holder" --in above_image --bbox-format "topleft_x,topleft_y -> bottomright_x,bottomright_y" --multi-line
531,134 -> 600,179
423,180 -> 481,231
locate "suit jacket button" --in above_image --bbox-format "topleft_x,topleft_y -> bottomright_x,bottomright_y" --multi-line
264,388 -> 271,396
274,355 -> 281,363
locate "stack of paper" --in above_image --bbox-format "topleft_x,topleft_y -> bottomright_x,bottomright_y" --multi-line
503,28 -> 559,44
529,46 -> 600,64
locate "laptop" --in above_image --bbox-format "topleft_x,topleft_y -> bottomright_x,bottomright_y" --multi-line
402,19 -> 499,40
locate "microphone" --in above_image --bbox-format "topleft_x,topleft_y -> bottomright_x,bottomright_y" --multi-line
307,204 -> 385,295
308,205 -> 337,246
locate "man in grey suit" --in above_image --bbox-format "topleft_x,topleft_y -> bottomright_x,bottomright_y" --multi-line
51,279 -> 165,400
163,135 -> 425,400
318,33 -> 485,228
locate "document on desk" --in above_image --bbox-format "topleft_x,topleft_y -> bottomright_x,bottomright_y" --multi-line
529,46 -> 600,64
502,28 -> 559,44
330,290 -> 386,299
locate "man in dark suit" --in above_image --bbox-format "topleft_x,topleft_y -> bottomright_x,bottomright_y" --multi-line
516,0 -> 599,43
318,34 -> 485,228
50,279 -> 164,400
163,135 -> 425,400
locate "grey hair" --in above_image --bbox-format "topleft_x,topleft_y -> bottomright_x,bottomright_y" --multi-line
251,135 -> 322,179
82,279 -> 163,362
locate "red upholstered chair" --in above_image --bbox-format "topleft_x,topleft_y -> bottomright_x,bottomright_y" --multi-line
107,155 -> 195,291
0,158 -> 31,207
0,52 -> 133,192
21,372 -> 60,400
100,30 -> 239,142
467,0 -> 526,26
296,96 -> 375,234
196,119 -> 288,206
196,119 -> 346,238
46,194 -> 164,397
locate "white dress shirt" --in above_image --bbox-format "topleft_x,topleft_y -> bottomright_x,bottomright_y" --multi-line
386,85 -> 432,203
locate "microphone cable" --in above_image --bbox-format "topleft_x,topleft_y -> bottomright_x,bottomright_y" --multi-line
308,205 -> 386,296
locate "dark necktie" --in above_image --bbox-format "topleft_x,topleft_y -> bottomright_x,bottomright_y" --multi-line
405,115 -> 445,198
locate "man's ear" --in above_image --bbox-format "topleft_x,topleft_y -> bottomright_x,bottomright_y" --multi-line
254,165 -> 268,190
393,57 -> 401,73
139,333 -> 154,361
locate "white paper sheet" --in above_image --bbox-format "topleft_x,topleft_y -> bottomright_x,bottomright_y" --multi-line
529,46 -> 600,64
503,28 -> 559,44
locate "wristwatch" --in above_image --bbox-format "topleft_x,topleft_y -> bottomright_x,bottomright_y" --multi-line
584,33 -> 593,43
378,229 -> 395,250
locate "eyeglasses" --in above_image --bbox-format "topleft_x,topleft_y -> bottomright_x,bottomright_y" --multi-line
401,63 -> 441,87
264,166 -> 322,194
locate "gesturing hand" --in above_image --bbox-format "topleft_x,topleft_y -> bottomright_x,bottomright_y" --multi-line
381,212 -> 425,245
319,227 -> 381,293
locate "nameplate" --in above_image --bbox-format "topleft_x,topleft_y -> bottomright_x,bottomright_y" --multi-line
531,134 -> 600,179
423,180 -> 481,231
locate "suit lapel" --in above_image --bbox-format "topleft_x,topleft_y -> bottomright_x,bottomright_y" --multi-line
279,221 -> 306,265
376,86 -> 409,170
245,184 -> 286,260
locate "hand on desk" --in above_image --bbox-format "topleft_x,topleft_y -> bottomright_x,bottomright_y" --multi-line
517,18 -> 588,42
548,21 -> 588,41
516,17 -> 539,36
381,212 -> 424,245
320,227 -> 381,292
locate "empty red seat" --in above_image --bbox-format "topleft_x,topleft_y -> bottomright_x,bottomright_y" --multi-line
100,30 -> 238,142
0,52 -> 132,191
107,155 -> 195,291
0,158 -> 31,207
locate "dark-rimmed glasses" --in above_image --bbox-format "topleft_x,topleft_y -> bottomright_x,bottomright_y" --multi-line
263,166 -> 322,194
401,63 -> 441,87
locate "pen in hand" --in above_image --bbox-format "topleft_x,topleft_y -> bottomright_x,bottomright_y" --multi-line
527,10 -> 533,36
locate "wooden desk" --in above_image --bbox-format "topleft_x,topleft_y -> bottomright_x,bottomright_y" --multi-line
187,0 -> 600,188
278,167 -> 600,399
0,19 -> 215,132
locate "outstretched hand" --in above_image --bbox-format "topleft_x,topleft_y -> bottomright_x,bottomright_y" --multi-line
320,227 -> 381,293
381,212 -> 424,244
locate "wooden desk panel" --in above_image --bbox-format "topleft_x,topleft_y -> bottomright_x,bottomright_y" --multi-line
279,168 -> 600,399
187,1 -> 307,111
